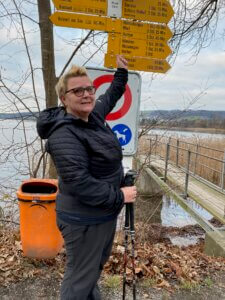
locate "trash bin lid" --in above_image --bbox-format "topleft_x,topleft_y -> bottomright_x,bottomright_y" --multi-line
17,179 -> 58,201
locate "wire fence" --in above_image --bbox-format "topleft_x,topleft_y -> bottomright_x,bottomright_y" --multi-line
148,134 -> 225,195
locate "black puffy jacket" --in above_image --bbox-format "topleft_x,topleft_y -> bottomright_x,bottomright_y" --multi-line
37,68 -> 128,224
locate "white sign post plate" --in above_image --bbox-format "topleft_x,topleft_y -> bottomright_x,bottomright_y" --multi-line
87,67 -> 141,156
107,0 -> 122,18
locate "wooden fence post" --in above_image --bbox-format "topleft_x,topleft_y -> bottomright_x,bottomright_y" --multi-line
184,150 -> 191,199
148,138 -> 152,165
164,143 -> 170,182
221,150 -> 225,191
194,144 -> 199,175
176,139 -> 179,166
155,135 -> 158,156
149,138 -> 152,156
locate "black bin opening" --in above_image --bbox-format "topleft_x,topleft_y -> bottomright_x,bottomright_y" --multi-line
22,182 -> 57,194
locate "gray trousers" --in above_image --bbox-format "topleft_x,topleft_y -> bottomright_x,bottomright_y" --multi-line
57,218 -> 117,300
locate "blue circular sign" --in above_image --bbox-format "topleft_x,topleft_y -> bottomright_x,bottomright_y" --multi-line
112,124 -> 132,146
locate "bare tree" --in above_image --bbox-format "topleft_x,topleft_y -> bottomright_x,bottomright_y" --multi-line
37,0 -> 57,109
0,0 -> 105,212
170,0 -> 225,60
0,0 -> 224,223
139,0 -> 225,156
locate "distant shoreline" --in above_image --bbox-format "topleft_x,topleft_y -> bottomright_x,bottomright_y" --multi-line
1,118 -> 225,135
153,127 -> 225,135
0,113 -> 38,120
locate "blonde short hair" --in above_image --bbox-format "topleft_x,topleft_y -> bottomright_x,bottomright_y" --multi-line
55,65 -> 90,99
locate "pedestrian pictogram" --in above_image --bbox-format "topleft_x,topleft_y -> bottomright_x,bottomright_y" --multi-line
112,124 -> 132,146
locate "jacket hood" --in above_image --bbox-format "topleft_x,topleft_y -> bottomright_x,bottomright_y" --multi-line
37,107 -> 74,139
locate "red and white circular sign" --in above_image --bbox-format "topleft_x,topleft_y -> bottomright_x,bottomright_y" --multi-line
87,67 -> 141,155
93,74 -> 132,121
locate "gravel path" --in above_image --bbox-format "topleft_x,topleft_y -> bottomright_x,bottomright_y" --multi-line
1,272 -> 225,300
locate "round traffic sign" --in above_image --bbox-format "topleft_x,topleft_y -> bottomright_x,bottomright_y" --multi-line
93,75 -> 132,121
112,124 -> 132,146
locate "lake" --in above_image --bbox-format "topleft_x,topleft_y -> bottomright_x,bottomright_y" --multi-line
0,119 -> 223,231
0,119 -> 40,201
1,120 -> 224,192
150,128 -> 225,139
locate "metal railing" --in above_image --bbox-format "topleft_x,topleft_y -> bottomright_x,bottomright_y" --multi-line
148,134 -> 225,197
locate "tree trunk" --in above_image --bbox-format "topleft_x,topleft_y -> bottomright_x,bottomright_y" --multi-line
37,0 -> 57,108
38,0 -> 57,178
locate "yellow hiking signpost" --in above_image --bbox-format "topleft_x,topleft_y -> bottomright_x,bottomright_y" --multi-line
105,53 -> 171,73
120,21 -> 173,42
50,12 -> 172,39
49,11 -> 118,32
52,0 -> 107,16
50,0 -> 174,73
52,0 -> 174,23
122,0 -> 174,23
107,33 -> 171,59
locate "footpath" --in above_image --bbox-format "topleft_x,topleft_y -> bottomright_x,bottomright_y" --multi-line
0,227 -> 225,299
0,272 -> 225,300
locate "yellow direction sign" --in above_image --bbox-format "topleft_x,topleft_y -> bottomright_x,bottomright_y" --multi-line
50,12 -> 173,43
104,53 -> 171,73
49,11 -> 121,32
121,20 -> 172,42
122,0 -> 174,24
107,33 -> 171,59
52,0 -> 107,16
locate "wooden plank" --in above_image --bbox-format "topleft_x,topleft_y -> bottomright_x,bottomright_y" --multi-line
150,157 -> 225,225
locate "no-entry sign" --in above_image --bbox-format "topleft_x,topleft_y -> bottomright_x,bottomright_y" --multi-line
93,74 -> 132,121
87,67 -> 141,155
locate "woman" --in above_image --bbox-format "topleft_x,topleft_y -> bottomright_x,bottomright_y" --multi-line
37,55 -> 137,300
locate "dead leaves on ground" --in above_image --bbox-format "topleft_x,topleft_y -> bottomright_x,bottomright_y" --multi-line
0,228 -> 225,289
105,237 -> 225,289
0,229 -> 65,286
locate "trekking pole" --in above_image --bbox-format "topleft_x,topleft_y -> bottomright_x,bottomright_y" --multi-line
122,170 -> 137,300
129,202 -> 136,300
122,202 -> 130,300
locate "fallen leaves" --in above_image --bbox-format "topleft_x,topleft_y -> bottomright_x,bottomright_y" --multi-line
105,235 -> 225,289
0,225 -> 225,289
0,229 -> 65,286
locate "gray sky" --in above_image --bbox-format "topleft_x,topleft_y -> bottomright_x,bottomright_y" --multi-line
0,1 -> 224,112
141,44 -> 225,111
54,24 -> 225,112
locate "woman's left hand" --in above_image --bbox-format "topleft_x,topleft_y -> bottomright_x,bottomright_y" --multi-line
121,186 -> 137,203
116,55 -> 128,70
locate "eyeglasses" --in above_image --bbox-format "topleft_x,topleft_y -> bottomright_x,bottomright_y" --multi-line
65,86 -> 96,97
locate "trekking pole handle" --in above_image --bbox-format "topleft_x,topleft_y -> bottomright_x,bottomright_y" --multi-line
123,170 -> 137,232
123,170 -> 137,187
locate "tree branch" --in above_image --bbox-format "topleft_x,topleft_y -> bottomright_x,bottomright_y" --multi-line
59,30 -> 93,77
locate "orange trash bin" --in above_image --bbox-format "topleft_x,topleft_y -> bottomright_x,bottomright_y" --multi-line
17,178 -> 63,259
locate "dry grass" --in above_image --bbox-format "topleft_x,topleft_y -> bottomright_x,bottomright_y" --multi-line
138,134 -> 225,187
